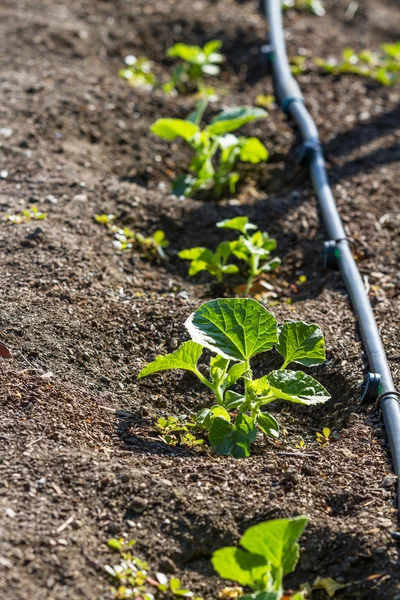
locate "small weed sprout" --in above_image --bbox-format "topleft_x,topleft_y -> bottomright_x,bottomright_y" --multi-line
151,101 -> 268,198
105,538 -> 203,600
139,298 -> 330,458
315,43 -> 400,85
164,40 -> 224,96
95,214 -> 169,261
119,55 -> 156,90
155,415 -> 204,447
212,516 -> 308,600
316,427 -> 331,446
283,0 -> 325,16
4,205 -> 47,224
179,216 -> 280,294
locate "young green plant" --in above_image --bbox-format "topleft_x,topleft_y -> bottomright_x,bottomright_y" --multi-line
95,214 -> 169,260
105,538 -> 203,600
315,43 -> 400,85
212,516 -> 308,600
151,101 -> 268,198
179,216 -> 280,294
4,205 -> 47,224
139,298 -> 330,458
119,55 -> 156,90
164,40 -> 224,96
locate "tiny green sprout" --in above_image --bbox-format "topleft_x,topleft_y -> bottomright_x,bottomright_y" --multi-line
295,438 -> 306,449
315,42 -> 400,85
135,230 -> 169,261
94,215 -> 169,260
179,216 -> 280,294
119,55 -> 156,90
212,516 -> 309,599
105,538 -> 203,600
164,40 -> 224,96
139,298 -> 330,458
256,94 -> 275,109
95,213 -> 116,225
282,0 -> 325,16
4,205 -> 47,224
290,56 -> 308,76
316,427 -> 331,446
155,415 -> 204,447
151,100 -> 268,199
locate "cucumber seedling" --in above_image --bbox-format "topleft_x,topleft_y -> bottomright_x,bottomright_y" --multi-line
151,100 -> 268,198
139,298 -> 330,458
95,214 -> 169,260
316,43 -> 400,85
212,516 -> 308,600
119,55 -> 156,90
179,216 -> 280,294
164,40 -> 224,96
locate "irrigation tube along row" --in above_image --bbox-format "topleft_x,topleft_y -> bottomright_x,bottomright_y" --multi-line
265,0 -> 400,506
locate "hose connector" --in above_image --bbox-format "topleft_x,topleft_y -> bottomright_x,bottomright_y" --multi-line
322,240 -> 339,270
360,372 -> 381,404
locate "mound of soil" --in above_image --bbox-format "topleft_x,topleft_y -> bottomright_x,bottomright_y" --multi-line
0,0 -> 399,599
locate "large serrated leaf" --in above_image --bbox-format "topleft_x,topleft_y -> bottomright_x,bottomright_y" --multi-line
209,413 -> 256,457
276,321 -> 326,368
206,107 -> 267,136
138,341 -> 203,378
267,370 -> 330,405
185,298 -> 278,361
211,547 -> 269,587
151,119 -> 199,141
240,517 -> 308,576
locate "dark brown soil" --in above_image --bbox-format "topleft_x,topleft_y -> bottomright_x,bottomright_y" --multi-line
1,0 -> 400,599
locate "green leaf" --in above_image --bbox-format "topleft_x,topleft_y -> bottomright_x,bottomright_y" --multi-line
266,370 -> 330,405
185,298 -> 278,361
211,547 -> 269,588
257,412 -> 279,438
224,391 -> 246,410
138,341 -> 203,378
210,355 -> 229,384
206,107 -> 268,136
107,538 -> 122,552
167,43 -> 203,63
151,119 -> 199,141
196,405 -> 230,430
240,516 -> 308,575
209,413 -> 256,457
276,321 -> 326,368
179,247 -> 208,261
203,40 -> 223,57
225,362 -> 248,388
216,216 -> 257,235
239,138 -> 268,164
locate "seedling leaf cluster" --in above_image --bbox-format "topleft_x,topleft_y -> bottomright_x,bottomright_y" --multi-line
164,40 -> 224,96
95,214 -> 169,260
179,216 -> 280,294
139,298 -> 330,457
151,102 -> 268,198
316,43 -> 400,85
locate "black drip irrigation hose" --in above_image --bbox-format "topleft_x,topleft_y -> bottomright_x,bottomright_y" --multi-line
265,0 -> 400,508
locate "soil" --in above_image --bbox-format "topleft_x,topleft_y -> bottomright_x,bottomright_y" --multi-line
1,0 -> 400,599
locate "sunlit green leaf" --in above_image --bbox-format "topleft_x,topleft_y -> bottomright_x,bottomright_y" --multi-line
186,298 -> 278,361
276,321 -> 326,368
138,341 -> 203,378
266,370 -> 330,405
